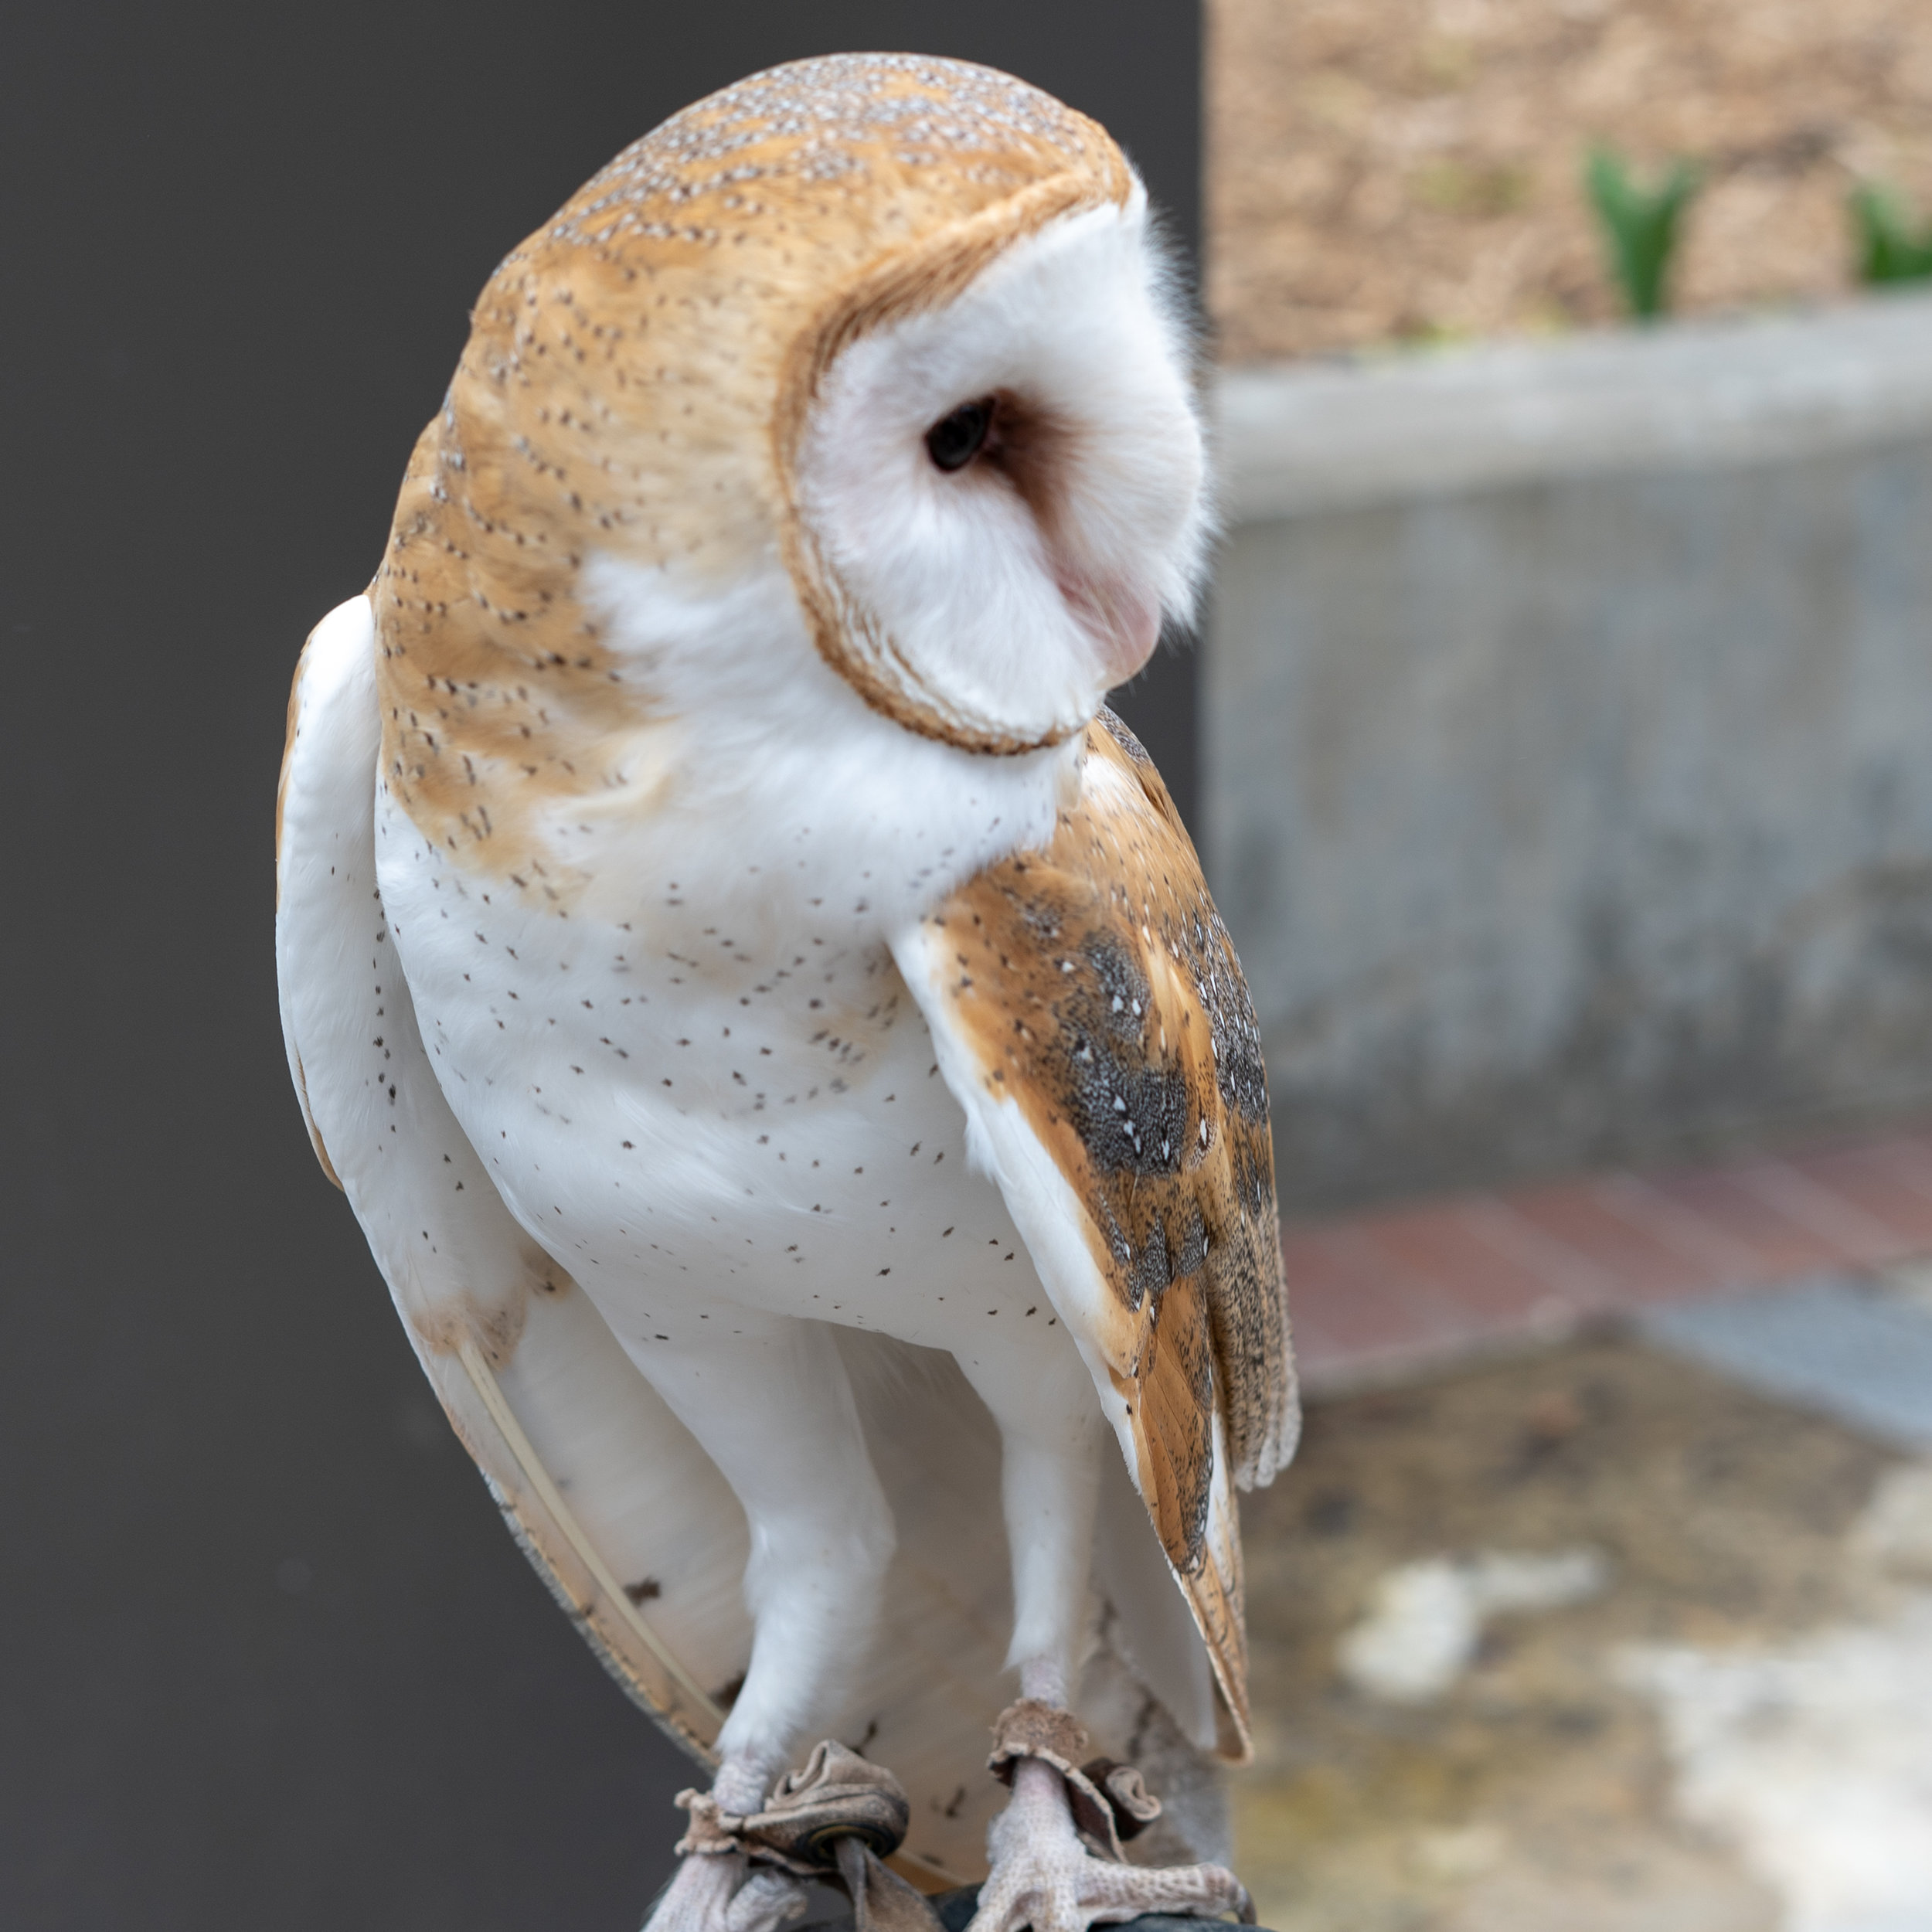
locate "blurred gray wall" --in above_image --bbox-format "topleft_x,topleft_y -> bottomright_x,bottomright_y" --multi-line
1207,292 -> 1932,1213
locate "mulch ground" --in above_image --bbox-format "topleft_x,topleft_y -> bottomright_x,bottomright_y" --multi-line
1207,0 -> 1932,362
1231,1333 -> 1907,1930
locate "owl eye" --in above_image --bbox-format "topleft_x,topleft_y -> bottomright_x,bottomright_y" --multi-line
924,396 -> 996,473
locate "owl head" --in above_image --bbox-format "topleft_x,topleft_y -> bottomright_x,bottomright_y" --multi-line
771,70 -> 1210,757
388,55 -> 1208,775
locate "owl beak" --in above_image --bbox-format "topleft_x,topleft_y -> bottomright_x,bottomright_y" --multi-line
1061,572 -> 1162,689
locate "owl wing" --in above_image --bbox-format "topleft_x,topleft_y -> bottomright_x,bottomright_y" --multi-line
892,711 -> 1299,1756
275,594 -> 753,1757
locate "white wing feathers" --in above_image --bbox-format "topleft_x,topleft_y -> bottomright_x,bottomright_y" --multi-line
274,596 -> 750,1752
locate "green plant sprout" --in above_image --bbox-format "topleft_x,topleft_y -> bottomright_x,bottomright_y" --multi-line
1849,183 -> 1932,284
1584,145 -> 1700,321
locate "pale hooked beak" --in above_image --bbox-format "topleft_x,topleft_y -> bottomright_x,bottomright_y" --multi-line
1060,571 -> 1162,689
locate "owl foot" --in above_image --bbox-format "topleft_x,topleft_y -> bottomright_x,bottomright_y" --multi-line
965,1757 -> 1253,1932
654,1742 -> 934,1932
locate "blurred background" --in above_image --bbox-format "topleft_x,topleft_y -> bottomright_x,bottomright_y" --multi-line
5,2 -> 1931,1928
1203,6 -> 1932,1928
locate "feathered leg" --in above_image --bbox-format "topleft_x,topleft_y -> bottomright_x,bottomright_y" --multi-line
954,1344 -> 1251,1932
634,1311 -> 896,1932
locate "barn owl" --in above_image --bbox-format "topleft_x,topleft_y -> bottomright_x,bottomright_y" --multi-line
276,53 -> 1296,1932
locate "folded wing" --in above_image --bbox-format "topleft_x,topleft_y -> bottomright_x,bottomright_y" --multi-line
893,712 -> 1299,1754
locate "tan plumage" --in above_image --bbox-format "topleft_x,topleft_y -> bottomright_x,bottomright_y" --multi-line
909,712 -> 1298,1750
373,57 -> 1132,903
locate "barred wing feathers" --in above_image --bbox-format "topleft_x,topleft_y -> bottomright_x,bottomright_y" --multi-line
893,712 -> 1299,1754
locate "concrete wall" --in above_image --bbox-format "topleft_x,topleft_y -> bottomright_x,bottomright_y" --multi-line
1206,291 -> 1932,1212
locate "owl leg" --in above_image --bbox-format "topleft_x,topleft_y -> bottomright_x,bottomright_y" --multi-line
632,1311 -> 896,1932
951,1336 -> 1108,1689
954,1347 -> 1250,1932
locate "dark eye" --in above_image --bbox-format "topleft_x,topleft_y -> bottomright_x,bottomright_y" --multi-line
924,396 -> 996,473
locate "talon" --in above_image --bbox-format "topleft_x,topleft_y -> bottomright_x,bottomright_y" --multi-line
968,1754 -> 1251,1932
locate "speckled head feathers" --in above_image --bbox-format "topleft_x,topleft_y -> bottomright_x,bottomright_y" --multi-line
373,56 -> 1196,876
543,53 -> 1129,264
